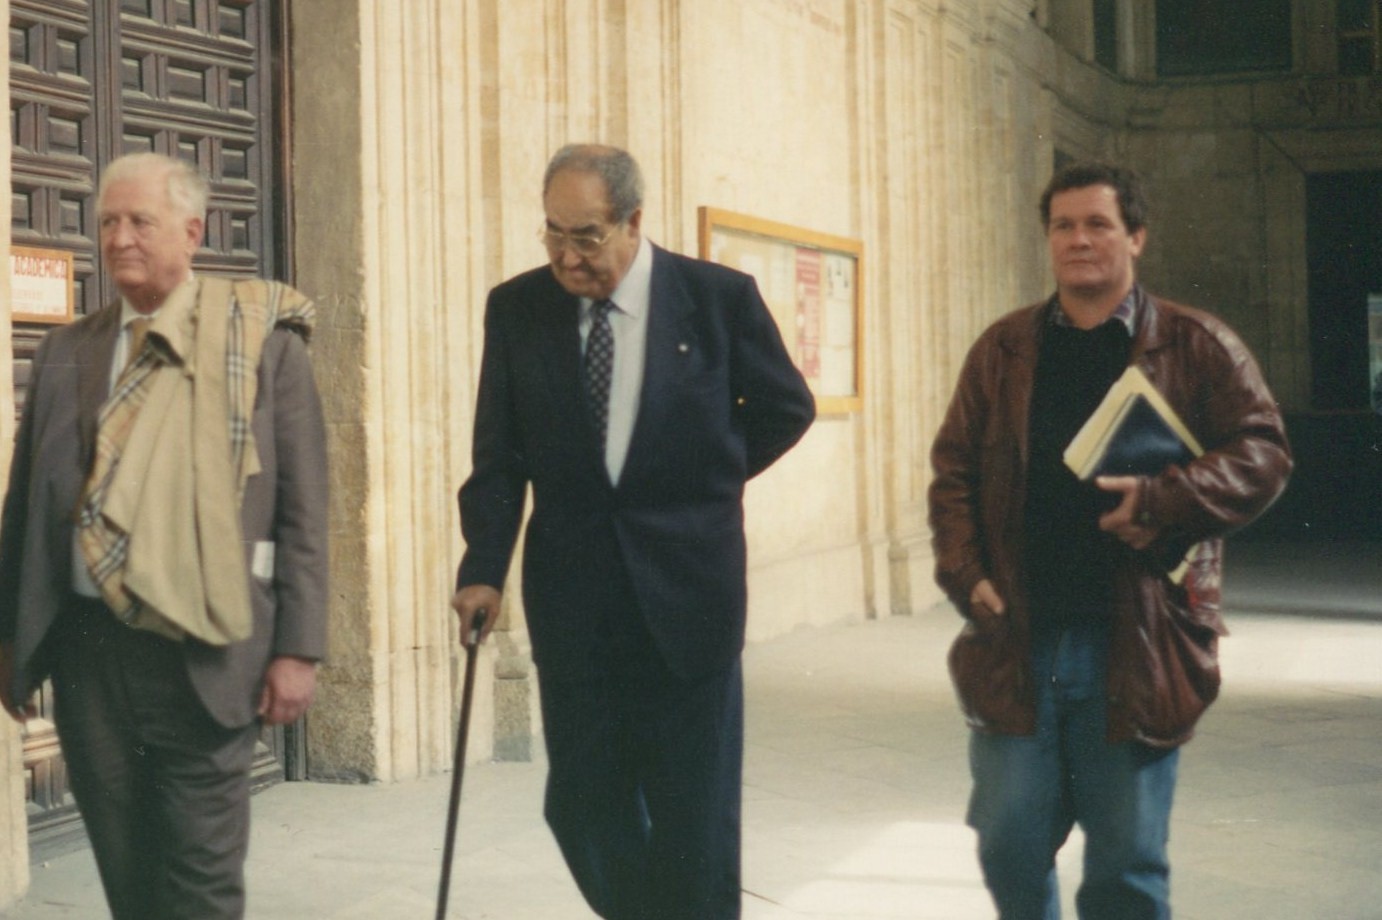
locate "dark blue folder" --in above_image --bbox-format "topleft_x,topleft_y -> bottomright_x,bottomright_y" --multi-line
1086,393 -> 1197,477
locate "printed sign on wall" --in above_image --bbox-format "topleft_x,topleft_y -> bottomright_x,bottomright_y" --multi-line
10,246 -> 75,324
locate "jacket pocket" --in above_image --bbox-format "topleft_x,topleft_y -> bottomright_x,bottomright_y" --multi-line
948,615 -> 1032,734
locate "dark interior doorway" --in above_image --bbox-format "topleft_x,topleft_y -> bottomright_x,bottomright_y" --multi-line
1305,171 -> 1382,411
1260,171 -> 1382,542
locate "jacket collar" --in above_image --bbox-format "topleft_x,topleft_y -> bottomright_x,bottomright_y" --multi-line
1130,285 -> 1174,359
617,245 -> 696,490
75,304 -> 123,467
1001,283 -> 1167,362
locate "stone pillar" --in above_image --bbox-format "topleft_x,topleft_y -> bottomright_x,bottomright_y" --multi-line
289,0 -> 372,782
0,0 -> 32,904
1047,0 -> 1095,62
1120,0 -> 1158,81
289,0 -> 510,782
1297,0 -> 1336,74
0,724 -> 22,911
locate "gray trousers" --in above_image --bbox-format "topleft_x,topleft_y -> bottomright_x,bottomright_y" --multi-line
50,596 -> 259,920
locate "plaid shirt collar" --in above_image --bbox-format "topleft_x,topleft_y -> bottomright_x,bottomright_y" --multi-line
1049,286 -> 1140,336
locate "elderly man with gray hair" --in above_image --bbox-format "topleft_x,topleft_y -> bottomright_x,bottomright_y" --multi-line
0,152 -> 329,919
453,143 -> 814,918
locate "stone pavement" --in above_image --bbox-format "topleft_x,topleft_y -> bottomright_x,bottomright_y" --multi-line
4,540 -> 1381,919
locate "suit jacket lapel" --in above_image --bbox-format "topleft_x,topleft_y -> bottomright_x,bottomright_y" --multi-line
529,276 -> 608,475
621,247 -> 694,486
534,285 -> 582,403
75,304 -> 121,470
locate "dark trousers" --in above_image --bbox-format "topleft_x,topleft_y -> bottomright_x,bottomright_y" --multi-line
537,611 -> 744,920
49,596 -> 259,920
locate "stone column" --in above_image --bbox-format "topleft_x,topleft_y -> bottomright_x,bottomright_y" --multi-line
289,0 -> 510,782
0,0 -> 32,903
1047,0 -> 1095,62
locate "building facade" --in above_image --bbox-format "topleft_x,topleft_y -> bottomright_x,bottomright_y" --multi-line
1,0 -> 1379,905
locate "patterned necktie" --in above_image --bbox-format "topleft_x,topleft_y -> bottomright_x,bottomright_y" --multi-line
584,299 -> 615,449
124,316 -> 151,371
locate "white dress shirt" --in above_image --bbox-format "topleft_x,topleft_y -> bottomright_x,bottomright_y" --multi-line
579,237 -> 652,484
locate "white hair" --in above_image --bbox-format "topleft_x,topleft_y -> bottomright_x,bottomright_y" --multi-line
98,152 -> 210,221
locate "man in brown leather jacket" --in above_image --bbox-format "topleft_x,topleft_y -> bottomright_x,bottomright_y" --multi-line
929,162 -> 1291,919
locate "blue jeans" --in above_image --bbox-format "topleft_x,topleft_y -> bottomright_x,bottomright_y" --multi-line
967,622 -> 1178,920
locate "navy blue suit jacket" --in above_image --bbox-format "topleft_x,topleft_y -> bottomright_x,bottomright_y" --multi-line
457,245 -> 815,681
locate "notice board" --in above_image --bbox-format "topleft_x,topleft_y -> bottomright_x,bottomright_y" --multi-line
698,207 -> 862,414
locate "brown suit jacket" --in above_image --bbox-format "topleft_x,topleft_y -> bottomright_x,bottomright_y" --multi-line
0,291 -> 329,728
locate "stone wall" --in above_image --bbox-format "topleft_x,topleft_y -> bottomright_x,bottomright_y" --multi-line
281,0 -> 1104,783
290,0 -> 492,783
286,0 -> 1382,785
1124,74 -> 1382,411
283,0 -> 1075,781
0,0 -> 29,908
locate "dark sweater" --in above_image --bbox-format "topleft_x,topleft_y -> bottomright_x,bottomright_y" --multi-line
1023,318 -> 1132,631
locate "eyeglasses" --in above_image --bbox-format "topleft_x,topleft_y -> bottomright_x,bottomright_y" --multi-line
538,224 -> 617,257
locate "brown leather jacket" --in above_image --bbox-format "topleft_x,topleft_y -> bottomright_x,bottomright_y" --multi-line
929,288 -> 1292,748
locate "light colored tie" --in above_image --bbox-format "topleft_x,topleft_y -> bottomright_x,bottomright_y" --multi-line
125,316 -> 151,371
584,299 -> 615,449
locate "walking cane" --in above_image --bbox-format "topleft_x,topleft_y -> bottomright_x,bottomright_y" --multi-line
435,607 -> 487,920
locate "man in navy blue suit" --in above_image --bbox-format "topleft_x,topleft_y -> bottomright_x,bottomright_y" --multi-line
452,144 -> 814,918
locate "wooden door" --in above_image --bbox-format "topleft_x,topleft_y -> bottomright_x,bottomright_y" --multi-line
9,0 -> 292,854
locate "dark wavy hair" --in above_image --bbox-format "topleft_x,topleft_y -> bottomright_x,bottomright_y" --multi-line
1039,161 -> 1148,234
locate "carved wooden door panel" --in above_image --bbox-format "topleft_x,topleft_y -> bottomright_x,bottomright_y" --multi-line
9,0 -> 289,854
10,0 -> 103,400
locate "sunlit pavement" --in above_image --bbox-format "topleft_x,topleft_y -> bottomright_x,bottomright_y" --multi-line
7,540 -> 1380,919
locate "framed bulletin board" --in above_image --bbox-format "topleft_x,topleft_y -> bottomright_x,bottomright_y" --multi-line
698,207 -> 863,414
9,246 -> 75,324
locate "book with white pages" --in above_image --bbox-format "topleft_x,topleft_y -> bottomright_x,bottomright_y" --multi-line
1063,364 -> 1206,583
